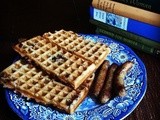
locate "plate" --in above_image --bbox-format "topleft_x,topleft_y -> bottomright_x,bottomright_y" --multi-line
5,34 -> 147,120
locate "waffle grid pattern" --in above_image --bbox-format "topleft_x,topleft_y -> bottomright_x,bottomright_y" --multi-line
14,36 -> 96,89
43,30 -> 110,66
0,30 -> 110,114
0,60 -> 94,113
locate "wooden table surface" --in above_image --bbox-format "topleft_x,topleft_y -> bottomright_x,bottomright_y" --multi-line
0,37 -> 160,120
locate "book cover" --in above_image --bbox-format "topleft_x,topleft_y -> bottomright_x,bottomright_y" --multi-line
112,0 -> 160,14
96,27 -> 160,57
89,19 -> 160,49
90,6 -> 160,43
92,0 -> 160,27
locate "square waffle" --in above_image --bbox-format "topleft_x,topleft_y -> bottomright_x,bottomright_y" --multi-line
13,30 -> 110,89
13,36 -> 96,89
43,29 -> 111,68
0,59 -> 95,114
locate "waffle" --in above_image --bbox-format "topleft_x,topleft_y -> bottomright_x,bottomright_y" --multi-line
13,36 -> 96,89
0,59 -> 95,114
13,30 -> 110,89
43,29 -> 111,68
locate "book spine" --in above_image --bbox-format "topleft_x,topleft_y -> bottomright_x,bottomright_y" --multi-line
92,0 -> 160,27
90,6 -> 128,30
112,0 -> 160,14
90,6 -> 160,43
96,27 -> 160,56
89,19 -> 160,49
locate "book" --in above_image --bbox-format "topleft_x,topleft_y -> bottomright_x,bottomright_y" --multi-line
91,0 -> 160,27
89,19 -> 160,49
90,6 -> 160,43
112,0 -> 160,14
96,27 -> 160,57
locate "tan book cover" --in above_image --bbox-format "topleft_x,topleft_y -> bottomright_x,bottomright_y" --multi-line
92,0 -> 160,27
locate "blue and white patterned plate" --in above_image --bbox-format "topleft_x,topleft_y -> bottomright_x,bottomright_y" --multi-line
5,34 -> 147,120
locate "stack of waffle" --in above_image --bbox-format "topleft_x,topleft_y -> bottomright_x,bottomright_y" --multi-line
0,30 -> 111,114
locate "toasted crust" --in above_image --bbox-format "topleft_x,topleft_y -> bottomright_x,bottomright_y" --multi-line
43,29 -> 111,69
13,30 -> 110,89
0,59 -> 95,114
13,36 -> 96,89
1,29 -> 111,114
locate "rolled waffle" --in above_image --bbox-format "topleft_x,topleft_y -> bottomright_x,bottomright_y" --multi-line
0,59 -> 95,114
43,29 -> 111,68
13,30 -> 110,89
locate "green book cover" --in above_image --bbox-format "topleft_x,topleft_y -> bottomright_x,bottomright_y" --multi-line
96,27 -> 160,57
89,19 -> 160,49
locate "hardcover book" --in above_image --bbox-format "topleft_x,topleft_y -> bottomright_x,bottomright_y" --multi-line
112,0 -> 160,14
89,19 -> 160,49
96,27 -> 160,57
92,0 -> 160,27
90,6 -> 160,43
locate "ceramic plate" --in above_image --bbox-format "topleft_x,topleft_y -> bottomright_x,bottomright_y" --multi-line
5,34 -> 147,120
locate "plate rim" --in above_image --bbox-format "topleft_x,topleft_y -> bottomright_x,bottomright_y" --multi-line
4,34 -> 147,120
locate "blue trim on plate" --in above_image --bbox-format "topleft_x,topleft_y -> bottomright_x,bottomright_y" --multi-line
89,34 -> 147,120
5,89 -> 28,120
5,34 -> 147,120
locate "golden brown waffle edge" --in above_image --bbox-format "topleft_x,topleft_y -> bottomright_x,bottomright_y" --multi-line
13,30 -> 110,89
0,59 -> 95,114
13,36 -> 96,89
43,29 -> 111,69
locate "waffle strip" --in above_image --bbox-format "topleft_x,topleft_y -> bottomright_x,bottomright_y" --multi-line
13,30 -> 110,89
13,36 -> 96,89
0,59 -> 95,114
43,29 -> 111,68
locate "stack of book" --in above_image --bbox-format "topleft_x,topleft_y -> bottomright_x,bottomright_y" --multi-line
90,0 -> 160,57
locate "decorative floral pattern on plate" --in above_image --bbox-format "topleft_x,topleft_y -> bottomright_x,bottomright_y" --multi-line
5,34 -> 147,120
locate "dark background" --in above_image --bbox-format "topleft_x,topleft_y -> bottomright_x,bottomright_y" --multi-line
0,1 -> 160,120
0,0 -> 95,41
0,0 -> 95,70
